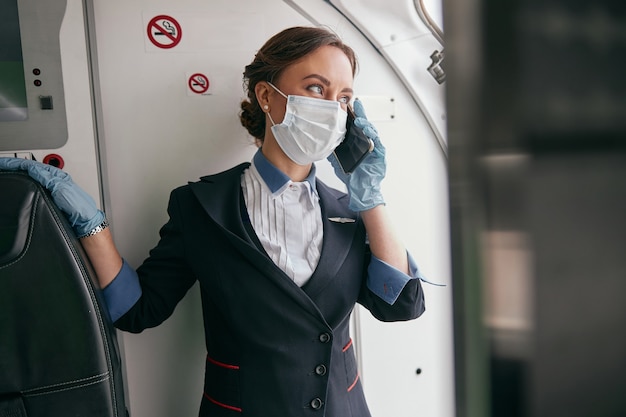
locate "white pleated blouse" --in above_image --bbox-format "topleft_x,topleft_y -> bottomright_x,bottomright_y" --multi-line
241,154 -> 323,287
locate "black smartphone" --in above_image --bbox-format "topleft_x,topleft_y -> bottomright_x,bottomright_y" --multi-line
333,105 -> 375,174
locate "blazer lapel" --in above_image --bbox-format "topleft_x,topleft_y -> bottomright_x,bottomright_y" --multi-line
189,163 -> 251,243
189,164 -> 328,321
302,180 -> 361,300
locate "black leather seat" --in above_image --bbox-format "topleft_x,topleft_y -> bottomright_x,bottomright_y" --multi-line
0,171 -> 127,417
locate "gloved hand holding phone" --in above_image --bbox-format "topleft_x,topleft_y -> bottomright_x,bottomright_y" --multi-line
328,99 -> 386,212
0,158 -> 105,238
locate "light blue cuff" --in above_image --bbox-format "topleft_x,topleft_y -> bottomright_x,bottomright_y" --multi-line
367,252 -> 442,305
102,258 -> 142,322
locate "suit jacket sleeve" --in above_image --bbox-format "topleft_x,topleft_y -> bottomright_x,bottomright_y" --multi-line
357,246 -> 426,322
114,186 -> 198,333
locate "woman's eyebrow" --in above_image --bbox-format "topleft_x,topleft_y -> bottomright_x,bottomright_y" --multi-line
303,74 -> 331,85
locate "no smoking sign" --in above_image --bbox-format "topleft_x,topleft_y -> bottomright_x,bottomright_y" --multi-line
186,73 -> 211,96
146,15 -> 182,49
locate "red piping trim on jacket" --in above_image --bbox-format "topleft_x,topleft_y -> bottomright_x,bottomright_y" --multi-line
203,392 -> 242,412
347,373 -> 360,392
342,338 -> 353,352
207,354 -> 240,369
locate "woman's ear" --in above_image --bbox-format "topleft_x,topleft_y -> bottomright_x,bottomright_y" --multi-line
255,81 -> 272,112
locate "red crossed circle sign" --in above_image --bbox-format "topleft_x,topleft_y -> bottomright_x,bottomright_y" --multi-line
188,73 -> 210,94
147,15 -> 182,49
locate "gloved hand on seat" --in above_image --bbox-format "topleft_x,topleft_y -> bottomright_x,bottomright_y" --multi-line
327,99 -> 386,212
0,158 -> 105,238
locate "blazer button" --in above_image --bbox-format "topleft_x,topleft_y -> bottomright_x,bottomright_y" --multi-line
310,397 -> 324,410
315,364 -> 327,376
319,333 -> 331,343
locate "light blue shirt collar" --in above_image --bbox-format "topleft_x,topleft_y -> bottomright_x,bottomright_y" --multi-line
252,149 -> 317,196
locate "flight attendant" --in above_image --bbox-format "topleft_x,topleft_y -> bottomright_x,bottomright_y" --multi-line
0,26 -> 427,417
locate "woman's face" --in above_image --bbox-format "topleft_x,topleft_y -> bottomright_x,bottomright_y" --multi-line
268,45 -> 355,124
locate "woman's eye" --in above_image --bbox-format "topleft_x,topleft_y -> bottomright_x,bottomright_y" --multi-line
308,84 -> 323,95
339,96 -> 350,104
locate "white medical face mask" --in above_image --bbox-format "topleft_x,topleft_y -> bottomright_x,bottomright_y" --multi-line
267,82 -> 347,165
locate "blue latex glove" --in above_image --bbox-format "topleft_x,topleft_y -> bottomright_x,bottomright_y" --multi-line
0,157 -> 105,237
328,99 -> 386,212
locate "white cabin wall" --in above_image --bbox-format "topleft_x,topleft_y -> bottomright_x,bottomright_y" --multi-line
86,0 -> 454,416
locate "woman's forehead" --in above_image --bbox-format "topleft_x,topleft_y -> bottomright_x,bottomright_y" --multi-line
279,45 -> 354,85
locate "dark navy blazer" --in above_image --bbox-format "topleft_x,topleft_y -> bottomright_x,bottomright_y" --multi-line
114,163 -> 425,417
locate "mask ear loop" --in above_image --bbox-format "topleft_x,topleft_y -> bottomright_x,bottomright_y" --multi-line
266,111 -> 277,126
266,81 -> 288,99
265,82 -> 286,127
